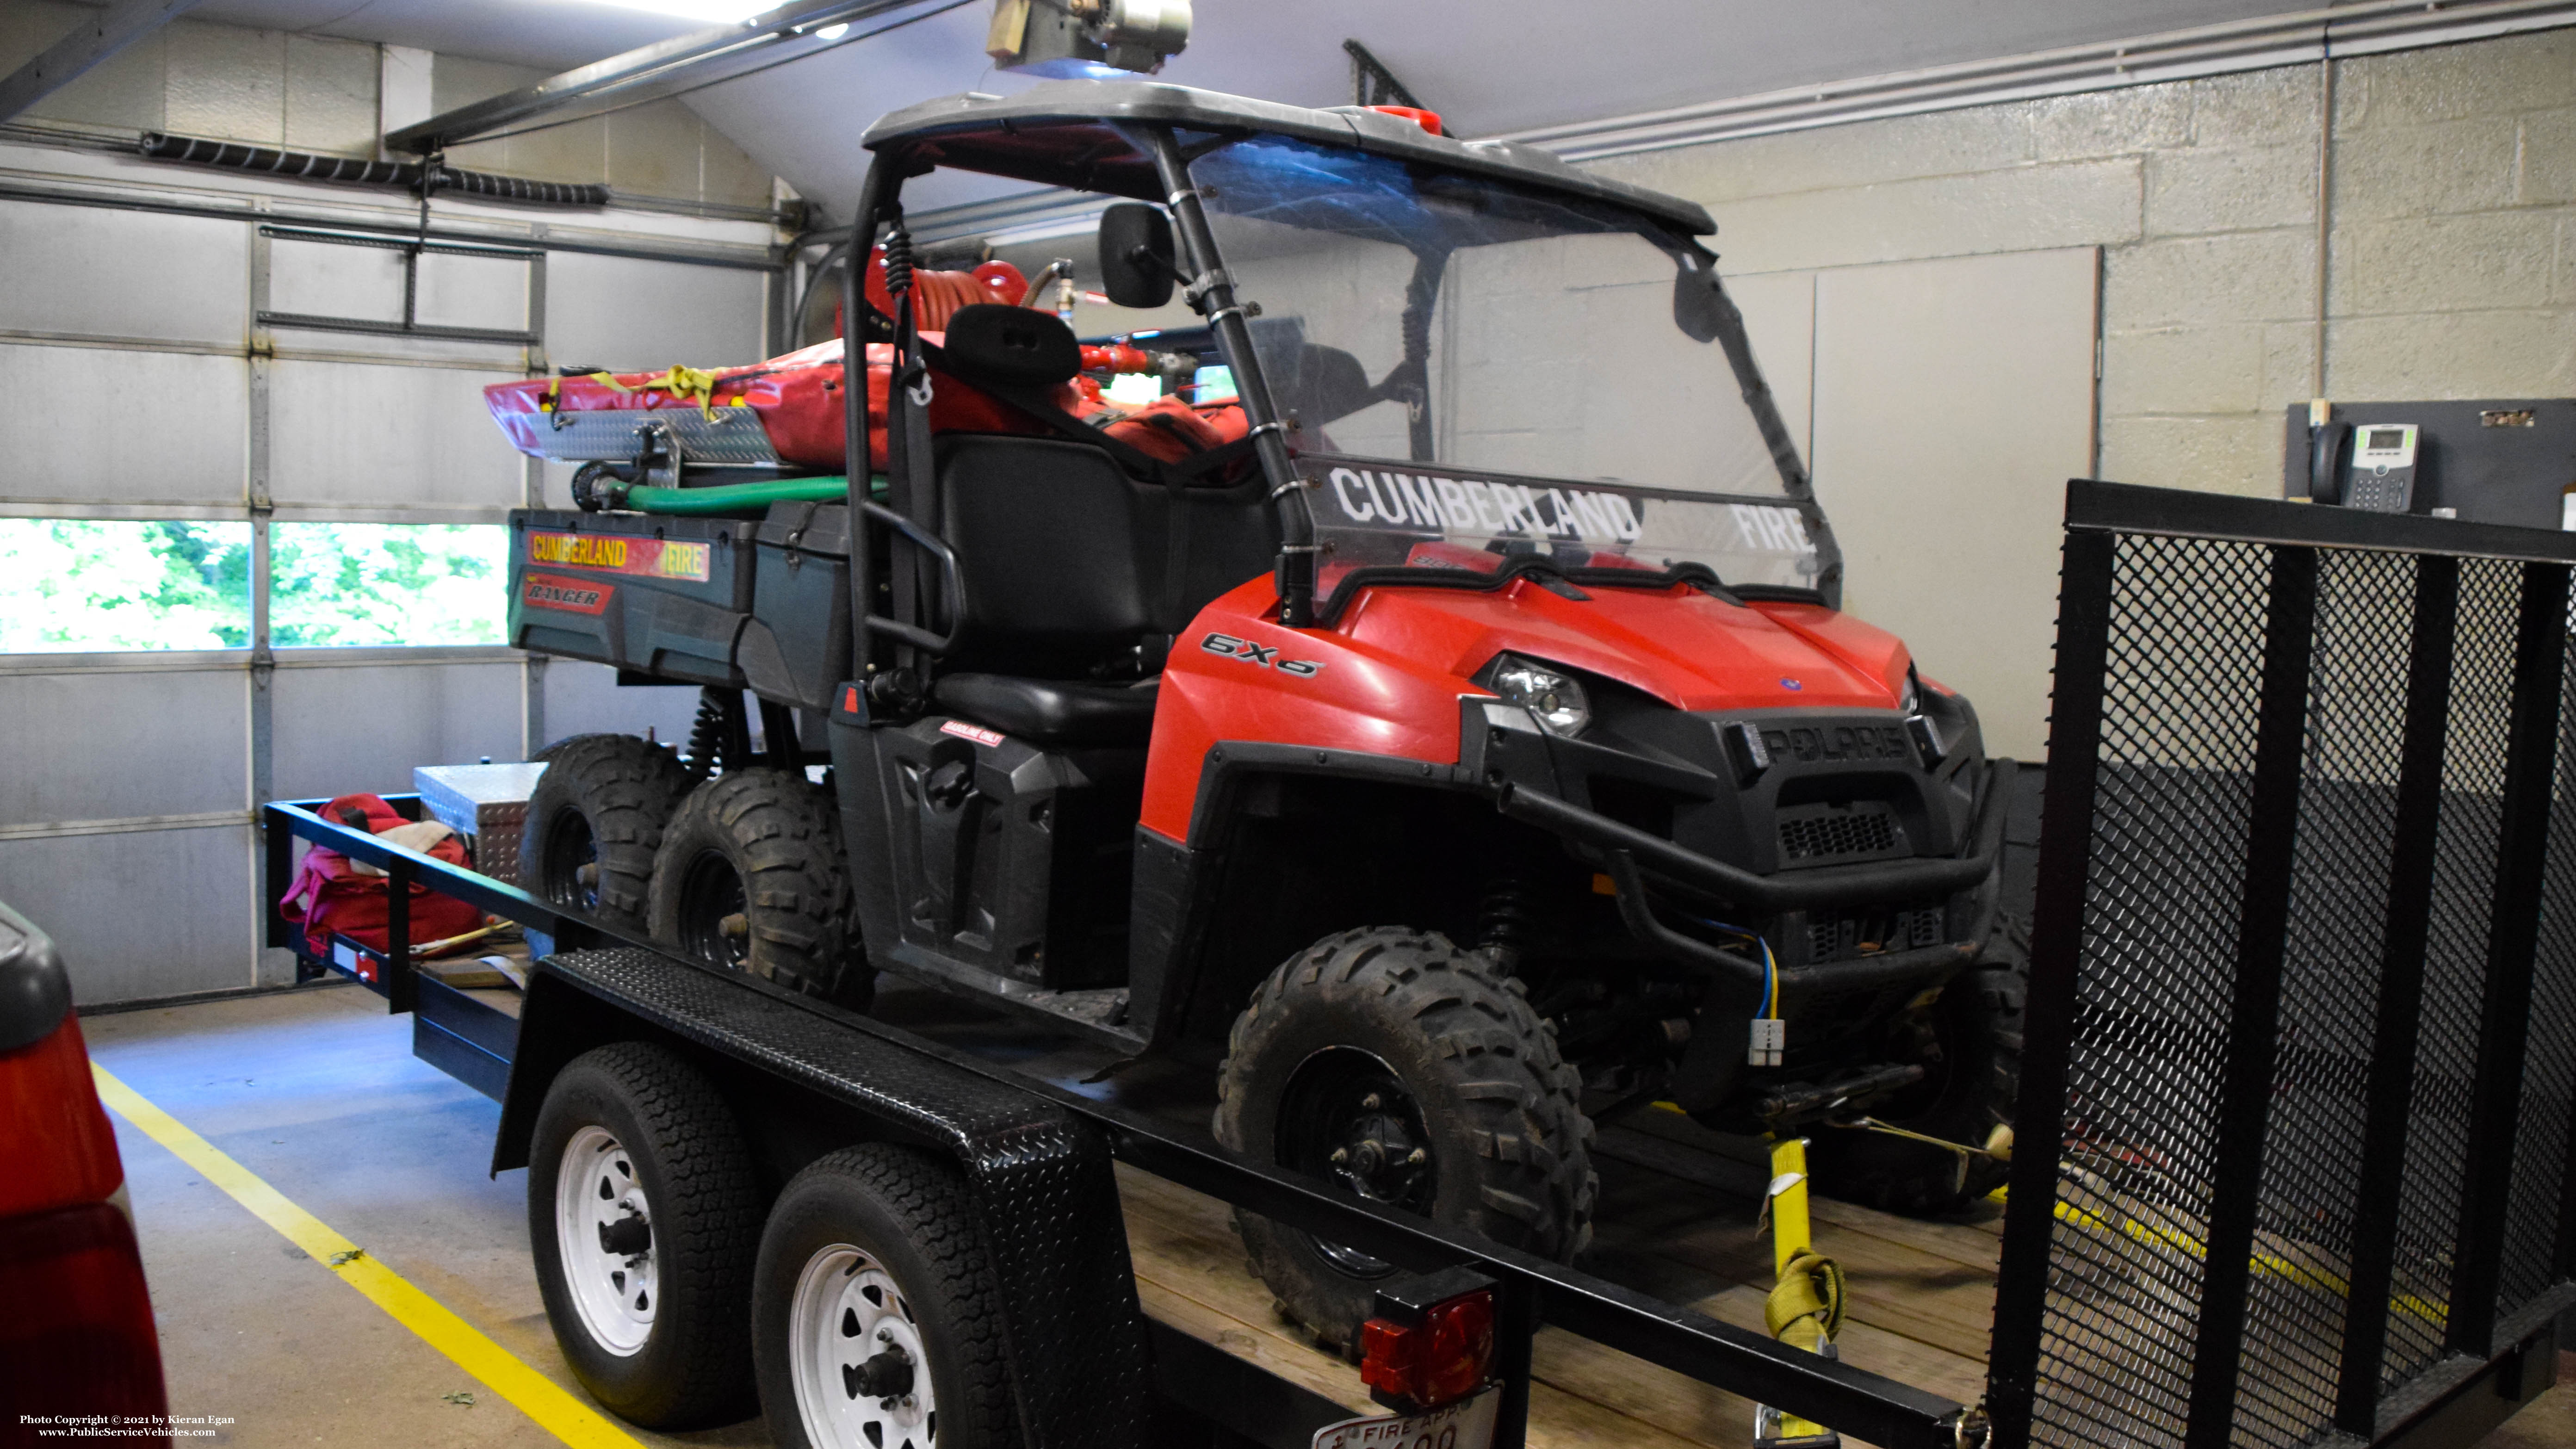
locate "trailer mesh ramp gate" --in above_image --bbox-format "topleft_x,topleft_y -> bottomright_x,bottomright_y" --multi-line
1989,481 -> 2576,1449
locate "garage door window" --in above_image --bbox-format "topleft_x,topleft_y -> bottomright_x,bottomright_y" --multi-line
0,519 -> 252,651
270,523 -> 509,647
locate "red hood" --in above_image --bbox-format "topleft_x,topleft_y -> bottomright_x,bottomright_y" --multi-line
1337,577 -> 1910,711
1140,575 -> 1915,839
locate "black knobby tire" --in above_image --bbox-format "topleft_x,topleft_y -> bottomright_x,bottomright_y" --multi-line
752,1146 -> 1017,1449
1811,919 -> 2027,1214
648,768 -> 869,1006
521,735 -> 692,932
528,1042 -> 761,1428
1213,927 -> 1596,1354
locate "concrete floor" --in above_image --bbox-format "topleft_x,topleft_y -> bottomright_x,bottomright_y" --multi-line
80,981 -> 2576,1449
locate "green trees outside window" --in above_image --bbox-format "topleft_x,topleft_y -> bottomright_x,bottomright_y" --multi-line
0,520 -> 508,652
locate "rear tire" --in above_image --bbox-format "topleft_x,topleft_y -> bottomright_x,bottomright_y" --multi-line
528,1042 -> 761,1428
753,1146 -> 1017,1449
1213,927 -> 1595,1355
521,735 -> 691,932
1811,921 -> 2026,1214
648,768 -> 871,1007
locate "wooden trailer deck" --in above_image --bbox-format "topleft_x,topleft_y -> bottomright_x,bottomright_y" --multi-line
1115,1108 -> 1998,1449
412,954 -> 2000,1447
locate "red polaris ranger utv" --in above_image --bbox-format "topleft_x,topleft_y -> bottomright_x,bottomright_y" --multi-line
498,81 -> 2020,1349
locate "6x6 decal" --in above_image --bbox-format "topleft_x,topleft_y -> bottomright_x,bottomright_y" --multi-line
1201,632 -> 1324,678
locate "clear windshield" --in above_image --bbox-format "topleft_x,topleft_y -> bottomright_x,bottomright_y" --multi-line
1185,135 -> 1797,501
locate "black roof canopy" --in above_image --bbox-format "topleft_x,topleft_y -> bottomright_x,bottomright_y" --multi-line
861,81 -> 1716,236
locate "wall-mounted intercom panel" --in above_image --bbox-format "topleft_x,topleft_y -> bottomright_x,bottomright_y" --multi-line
2285,399 -> 2576,528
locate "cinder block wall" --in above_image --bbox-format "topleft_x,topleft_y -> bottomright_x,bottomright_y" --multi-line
1590,29 -> 2576,498
0,2 -> 775,210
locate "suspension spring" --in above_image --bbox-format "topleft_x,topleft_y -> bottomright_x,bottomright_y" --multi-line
684,688 -> 729,780
1477,877 -> 1533,973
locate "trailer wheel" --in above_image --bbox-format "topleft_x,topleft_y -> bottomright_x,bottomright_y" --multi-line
753,1146 -> 1017,1449
521,735 -> 691,932
1214,927 -> 1596,1354
528,1042 -> 760,1428
647,769 -> 870,1007
1812,924 -> 2026,1214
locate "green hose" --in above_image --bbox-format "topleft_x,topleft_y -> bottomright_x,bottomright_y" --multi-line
622,476 -> 886,516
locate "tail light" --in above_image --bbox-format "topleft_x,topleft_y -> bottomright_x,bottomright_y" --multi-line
0,1202 -> 168,1430
1358,1269 -> 1498,1412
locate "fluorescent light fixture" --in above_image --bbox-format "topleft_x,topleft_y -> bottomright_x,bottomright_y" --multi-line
575,0 -> 775,24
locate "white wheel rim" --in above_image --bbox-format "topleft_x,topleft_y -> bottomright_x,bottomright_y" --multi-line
789,1242 -> 937,1449
553,1125 -> 657,1355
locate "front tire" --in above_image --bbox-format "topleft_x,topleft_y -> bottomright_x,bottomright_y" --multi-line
753,1146 -> 1017,1449
648,768 -> 870,1007
528,1042 -> 761,1428
521,735 -> 691,932
1213,928 -> 1596,1354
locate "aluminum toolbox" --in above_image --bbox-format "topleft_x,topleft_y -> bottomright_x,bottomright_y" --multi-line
413,762 -> 548,885
507,508 -> 760,687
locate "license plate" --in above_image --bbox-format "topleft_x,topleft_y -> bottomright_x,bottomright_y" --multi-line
1311,1387 -> 1500,1449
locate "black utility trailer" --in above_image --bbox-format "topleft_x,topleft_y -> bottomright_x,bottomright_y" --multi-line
262,479 -> 2576,1449
263,797 -> 1990,1449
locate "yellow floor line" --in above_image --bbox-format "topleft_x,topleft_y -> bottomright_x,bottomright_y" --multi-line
92,1064 -> 649,1449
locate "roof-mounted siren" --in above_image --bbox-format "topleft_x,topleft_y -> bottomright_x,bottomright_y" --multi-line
987,0 -> 1190,78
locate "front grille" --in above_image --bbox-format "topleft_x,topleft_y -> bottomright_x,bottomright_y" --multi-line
1776,800 -> 1908,865
1806,906 -> 1945,963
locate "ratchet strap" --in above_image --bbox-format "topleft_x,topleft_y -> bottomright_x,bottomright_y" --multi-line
1765,1249 -> 1847,1355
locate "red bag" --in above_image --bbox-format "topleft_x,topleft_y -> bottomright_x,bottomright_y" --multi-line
278,793 -> 484,961
481,336 -> 1084,474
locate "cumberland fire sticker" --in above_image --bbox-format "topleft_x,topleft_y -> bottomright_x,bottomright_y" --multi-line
521,572 -> 612,614
1294,452 -> 1825,589
527,531 -> 713,582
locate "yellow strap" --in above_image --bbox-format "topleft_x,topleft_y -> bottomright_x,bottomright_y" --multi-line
1766,1249 -> 1848,1351
628,365 -> 722,420
91,1064 -> 649,1449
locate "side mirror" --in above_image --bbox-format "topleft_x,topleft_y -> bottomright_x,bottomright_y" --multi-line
1292,343 -> 1374,424
1672,267 -> 1726,344
1098,202 -> 1176,309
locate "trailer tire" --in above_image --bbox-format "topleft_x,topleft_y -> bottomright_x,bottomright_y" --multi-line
648,769 -> 870,1007
521,734 -> 692,932
753,1146 -> 1018,1449
1214,927 -> 1596,1355
1812,921 -> 2025,1215
528,1042 -> 761,1428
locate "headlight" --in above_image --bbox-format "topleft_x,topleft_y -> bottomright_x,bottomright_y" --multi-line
1901,667 -> 1922,717
1489,654 -> 1591,736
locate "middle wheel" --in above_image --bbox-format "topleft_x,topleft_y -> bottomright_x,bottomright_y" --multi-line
1213,926 -> 1597,1354
647,768 -> 870,1006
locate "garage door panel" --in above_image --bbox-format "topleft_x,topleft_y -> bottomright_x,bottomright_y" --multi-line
271,659 -> 524,799
266,360 -> 527,512
0,345 -> 248,506
269,236 -> 407,325
0,825 -> 252,1004
542,660 -> 700,748
0,668 -> 246,825
546,253 -> 763,372
0,203 -> 246,346
416,251 -> 532,334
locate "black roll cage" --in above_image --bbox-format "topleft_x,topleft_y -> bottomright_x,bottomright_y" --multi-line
835,100 -> 1844,675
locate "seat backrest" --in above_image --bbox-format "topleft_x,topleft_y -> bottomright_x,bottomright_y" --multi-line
932,434 -> 1282,678
935,435 -> 1152,677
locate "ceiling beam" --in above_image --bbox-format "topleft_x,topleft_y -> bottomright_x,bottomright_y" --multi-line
0,0 -> 207,126
384,0 -> 963,155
